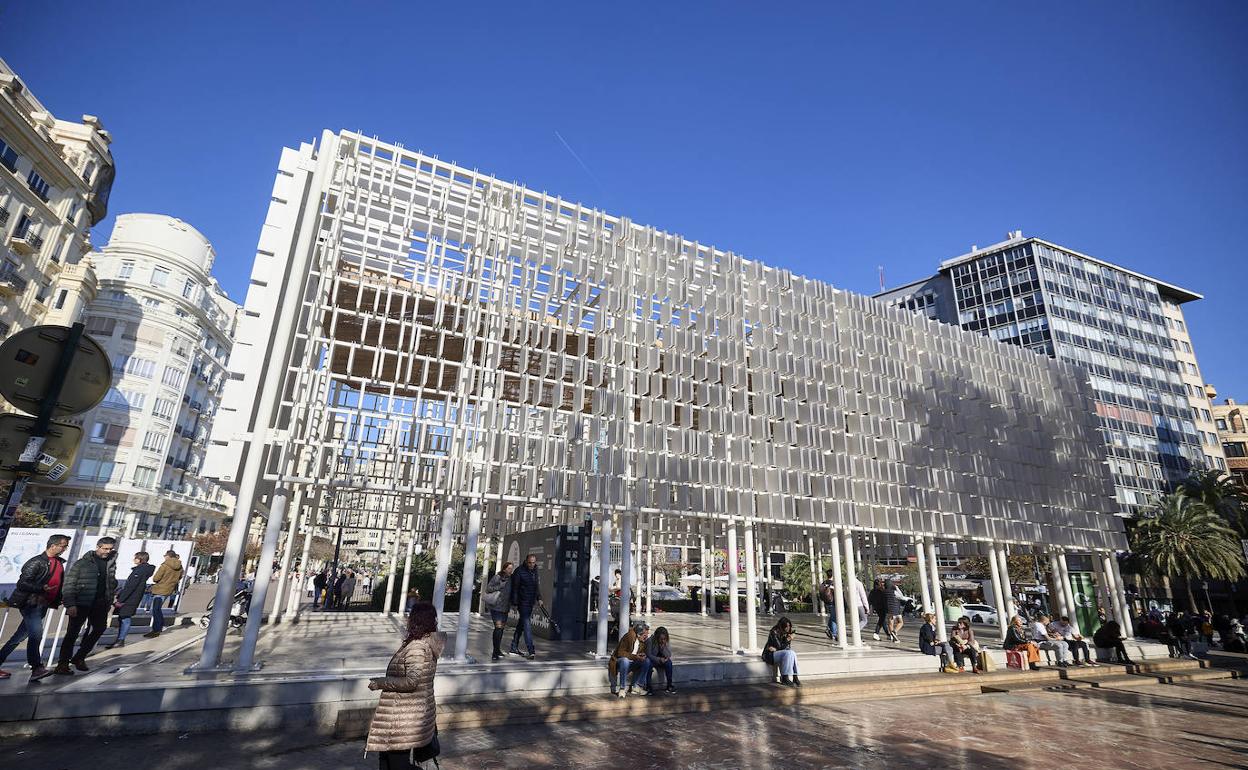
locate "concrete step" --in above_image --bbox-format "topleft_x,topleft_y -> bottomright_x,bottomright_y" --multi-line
333,667 -> 1070,738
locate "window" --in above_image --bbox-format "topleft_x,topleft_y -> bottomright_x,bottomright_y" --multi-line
117,356 -> 156,378
26,169 -> 50,201
0,134 -> 17,171
151,266 -> 170,287
1224,442 -> 1248,458
89,422 -> 126,446
1217,418 -> 1228,431
85,316 -> 116,336
103,386 -> 146,410
54,289 -> 68,310
118,260 -> 134,279
182,278 -> 195,299
77,458 -> 122,482
133,465 -> 158,488
152,398 -> 176,419
143,296 -> 161,309
162,366 -> 184,388
142,430 -> 167,452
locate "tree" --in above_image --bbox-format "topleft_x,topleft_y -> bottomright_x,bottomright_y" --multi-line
1179,468 -> 1248,537
1130,491 -> 1246,611
780,554 -> 813,601
960,554 -> 1045,586
193,527 -> 260,563
12,504 -> 48,528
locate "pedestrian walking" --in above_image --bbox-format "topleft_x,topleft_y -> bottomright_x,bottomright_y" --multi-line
144,549 -> 183,638
0,533 -> 70,682
366,602 -> 445,769
107,551 -> 154,648
818,569 -> 839,640
55,537 -> 118,675
853,574 -> 869,630
341,570 -> 357,609
508,553 -> 543,659
332,570 -> 347,610
885,579 -> 904,641
313,569 -> 328,609
484,561 -> 513,661
868,579 -> 889,641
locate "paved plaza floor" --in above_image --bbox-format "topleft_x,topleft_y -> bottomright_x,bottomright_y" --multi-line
4,677 -> 1246,769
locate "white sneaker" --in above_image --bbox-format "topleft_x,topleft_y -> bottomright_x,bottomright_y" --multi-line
618,689 -> 627,699
873,633 -> 880,641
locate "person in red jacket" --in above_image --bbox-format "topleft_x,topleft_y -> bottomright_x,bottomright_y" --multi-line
0,534 -> 71,682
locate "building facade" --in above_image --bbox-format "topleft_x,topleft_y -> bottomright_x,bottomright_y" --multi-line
1210,388 -> 1248,488
0,58 -> 115,339
29,214 -> 238,538
877,233 -> 1226,517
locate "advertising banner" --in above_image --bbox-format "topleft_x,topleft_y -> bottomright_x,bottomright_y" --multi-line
0,527 -> 87,602
1070,571 -> 1098,634
503,523 -> 590,641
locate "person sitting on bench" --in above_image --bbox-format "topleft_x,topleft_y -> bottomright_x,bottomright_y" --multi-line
609,622 -> 652,698
919,613 -> 958,673
1005,615 -> 1042,671
1048,615 -> 1096,666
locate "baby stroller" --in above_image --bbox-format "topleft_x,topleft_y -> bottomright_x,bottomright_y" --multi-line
199,587 -> 253,631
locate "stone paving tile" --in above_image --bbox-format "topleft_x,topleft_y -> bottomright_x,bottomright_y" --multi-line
4,679 -> 1248,769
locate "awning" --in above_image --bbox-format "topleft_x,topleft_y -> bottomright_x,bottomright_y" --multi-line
941,579 -> 982,591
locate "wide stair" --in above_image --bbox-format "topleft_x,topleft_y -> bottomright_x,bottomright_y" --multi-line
334,657 -> 1244,738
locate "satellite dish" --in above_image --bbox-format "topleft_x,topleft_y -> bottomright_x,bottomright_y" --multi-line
0,325 -> 111,418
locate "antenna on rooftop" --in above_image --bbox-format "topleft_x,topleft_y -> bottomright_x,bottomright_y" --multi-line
878,265 -> 885,292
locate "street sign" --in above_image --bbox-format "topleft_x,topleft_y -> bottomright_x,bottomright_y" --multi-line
0,325 -> 111,418
0,414 -> 82,484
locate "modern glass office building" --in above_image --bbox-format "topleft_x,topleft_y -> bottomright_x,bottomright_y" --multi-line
878,232 -> 1226,516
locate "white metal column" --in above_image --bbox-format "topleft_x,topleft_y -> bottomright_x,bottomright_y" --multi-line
1048,551 -> 1068,618
915,534 -> 933,614
619,512 -> 635,638
269,488 -> 305,625
236,488 -> 289,671
829,526 -> 847,647
595,514 -> 613,658
996,543 -> 1017,621
1057,551 -> 1080,634
285,500 -> 317,621
987,543 -> 1009,641
807,533 -> 821,618
477,535 -> 493,616
1107,552 -> 1135,637
382,522 -> 402,617
699,532 -> 709,616
431,499 -> 456,622
841,529 -> 862,647
743,519 -> 758,652
195,133 -> 333,672
925,537 -> 946,642
645,529 -> 654,617
453,501 -> 482,661
727,519 -> 740,652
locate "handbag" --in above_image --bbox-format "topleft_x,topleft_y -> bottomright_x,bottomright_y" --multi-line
978,649 -> 994,672
411,729 -> 440,764
1005,649 -> 1025,670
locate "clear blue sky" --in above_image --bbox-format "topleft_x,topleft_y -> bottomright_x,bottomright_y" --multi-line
3,3 -> 1245,397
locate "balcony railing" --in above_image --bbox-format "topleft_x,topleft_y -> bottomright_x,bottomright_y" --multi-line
0,263 -> 28,295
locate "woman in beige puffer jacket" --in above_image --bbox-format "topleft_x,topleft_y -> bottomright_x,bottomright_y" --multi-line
366,602 -> 446,768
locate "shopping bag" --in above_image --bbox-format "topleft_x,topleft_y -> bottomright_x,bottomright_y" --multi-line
978,649 -> 994,672
1005,649 -> 1025,670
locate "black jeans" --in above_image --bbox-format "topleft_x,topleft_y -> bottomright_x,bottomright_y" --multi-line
1065,639 -> 1091,663
875,612 -> 889,635
59,603 -> 110,664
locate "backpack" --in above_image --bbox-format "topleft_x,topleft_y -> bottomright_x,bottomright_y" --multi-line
819,581 -> 835,605
484,575 -> 508,609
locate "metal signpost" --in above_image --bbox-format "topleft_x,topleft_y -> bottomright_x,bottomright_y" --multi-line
0,323 -> 111,553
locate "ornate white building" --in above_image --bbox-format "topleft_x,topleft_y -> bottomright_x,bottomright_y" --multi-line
0,57 -> 115,339
30,214 -> 239,538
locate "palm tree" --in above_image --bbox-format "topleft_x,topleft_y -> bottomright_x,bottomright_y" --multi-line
1180,468 -> 1248,536
1130,491 -> 1246,611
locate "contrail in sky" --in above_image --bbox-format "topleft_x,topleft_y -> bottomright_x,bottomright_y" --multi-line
555,130 -> 605,194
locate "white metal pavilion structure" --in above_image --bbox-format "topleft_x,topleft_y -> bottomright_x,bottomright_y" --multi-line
197,130 -> 1133,673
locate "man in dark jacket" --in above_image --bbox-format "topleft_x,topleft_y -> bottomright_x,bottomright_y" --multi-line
508,553 -> 544,659
55,537 -> 118,675
0,534 -> 70,682
312,569 -> 328,609
106,551 -> 155,648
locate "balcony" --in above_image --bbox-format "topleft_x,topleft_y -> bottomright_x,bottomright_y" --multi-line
9,231 -> 42,255
0,264 -> 28,297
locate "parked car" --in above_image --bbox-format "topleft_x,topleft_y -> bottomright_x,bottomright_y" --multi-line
960,603 -> 999,625
648,585 -> 688,602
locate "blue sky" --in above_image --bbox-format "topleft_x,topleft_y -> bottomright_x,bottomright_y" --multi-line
3,3 -> 1245,396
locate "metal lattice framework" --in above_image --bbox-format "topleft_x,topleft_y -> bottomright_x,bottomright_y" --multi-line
255,130 -> 1124,555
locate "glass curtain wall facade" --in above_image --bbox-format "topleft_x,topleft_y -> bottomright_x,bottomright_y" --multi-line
879,235 -> 1221,516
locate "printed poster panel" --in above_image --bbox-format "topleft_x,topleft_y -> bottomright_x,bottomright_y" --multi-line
0,527 -> 87,602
